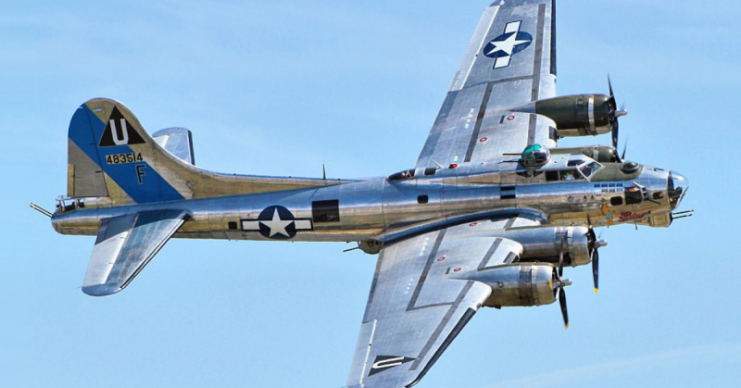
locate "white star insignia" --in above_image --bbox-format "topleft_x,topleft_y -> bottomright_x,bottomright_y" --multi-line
486,32 -> 530,56
260,208 -> 293,237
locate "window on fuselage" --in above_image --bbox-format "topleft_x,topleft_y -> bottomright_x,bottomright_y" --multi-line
546,170 -> 583,181
625,186 -> 643,205
560,170 -> 582,181
312,200 -> 340,223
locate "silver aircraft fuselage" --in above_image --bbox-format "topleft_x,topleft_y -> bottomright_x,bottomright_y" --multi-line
52,152 -> 688,247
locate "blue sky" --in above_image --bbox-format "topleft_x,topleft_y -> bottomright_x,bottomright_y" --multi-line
3,1 -> 740,387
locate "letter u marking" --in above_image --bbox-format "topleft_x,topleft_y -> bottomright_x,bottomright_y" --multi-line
110,119 -> 129,145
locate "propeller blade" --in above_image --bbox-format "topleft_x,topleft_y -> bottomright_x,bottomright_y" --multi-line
606,75 -> 626,162
559,287 -> 569,329
558,251 -> 564,277
558,231 -> 565,277
592,249 -> 600,293
612,123 -> 620,152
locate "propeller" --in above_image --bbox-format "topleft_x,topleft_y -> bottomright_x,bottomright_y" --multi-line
587,226 -> 608,293
557,229 -> 566,277
555,231 -> 571,328
553,269 -> 572,329
586,213 -> 607,293
559,286 -> 569,329
607,76 -> 628,162
590,229 -> 600,293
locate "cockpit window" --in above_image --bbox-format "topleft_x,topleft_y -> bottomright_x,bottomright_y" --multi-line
560,170 -> 583,181
578,161 -> 603,179
389,169 -> 416,181
547,170 -> 584,181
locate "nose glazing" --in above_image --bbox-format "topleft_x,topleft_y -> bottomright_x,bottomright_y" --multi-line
668,171 -> 688,210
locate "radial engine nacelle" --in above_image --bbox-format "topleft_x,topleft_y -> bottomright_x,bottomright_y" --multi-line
487,225 -> 600,267
512,94 -> 625,138
465,263 -> 558,308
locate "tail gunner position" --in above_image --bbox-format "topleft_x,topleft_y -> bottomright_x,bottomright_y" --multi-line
38,1 -> 690,388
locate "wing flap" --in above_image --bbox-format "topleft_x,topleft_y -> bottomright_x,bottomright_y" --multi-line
82,210 -> 188,296
348,217 -> 537,388
348,282 -> 491,388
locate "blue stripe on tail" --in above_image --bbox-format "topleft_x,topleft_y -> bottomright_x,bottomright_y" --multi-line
68,104 -> 184,204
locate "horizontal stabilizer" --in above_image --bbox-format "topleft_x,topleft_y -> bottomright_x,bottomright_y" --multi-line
82,210 -> 189,296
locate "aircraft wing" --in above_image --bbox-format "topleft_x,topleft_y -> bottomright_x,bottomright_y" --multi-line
82,210 -> 189,296
416,0 -> 557,168
347,216 -> 540,388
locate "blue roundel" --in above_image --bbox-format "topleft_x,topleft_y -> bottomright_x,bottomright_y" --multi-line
257,205 -> 297,240
483,31 -> 533,59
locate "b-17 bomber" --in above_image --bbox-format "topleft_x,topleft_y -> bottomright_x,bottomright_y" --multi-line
39,1 -> 691,387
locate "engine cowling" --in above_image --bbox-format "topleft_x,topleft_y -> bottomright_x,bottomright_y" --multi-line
513,94 -> 613,138
465,264 -> 557,308
486,226 -> 593,267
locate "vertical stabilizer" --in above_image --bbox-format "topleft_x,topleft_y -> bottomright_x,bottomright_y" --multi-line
67,99 -> 189,205
66,98 -> 345,206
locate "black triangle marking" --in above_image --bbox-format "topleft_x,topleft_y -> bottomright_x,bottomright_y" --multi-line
99,106 -> 146,147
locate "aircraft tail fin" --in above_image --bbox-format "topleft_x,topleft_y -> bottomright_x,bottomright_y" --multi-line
67,99 -> 191,204
67,98 -> 340,205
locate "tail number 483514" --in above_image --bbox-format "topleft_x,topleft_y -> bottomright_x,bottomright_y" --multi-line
106,152 -> 143,165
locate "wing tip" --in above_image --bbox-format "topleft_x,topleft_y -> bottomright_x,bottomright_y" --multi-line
82,284 -> 122,297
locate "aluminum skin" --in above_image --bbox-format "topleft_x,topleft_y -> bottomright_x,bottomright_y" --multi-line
44,1 -> 691,388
